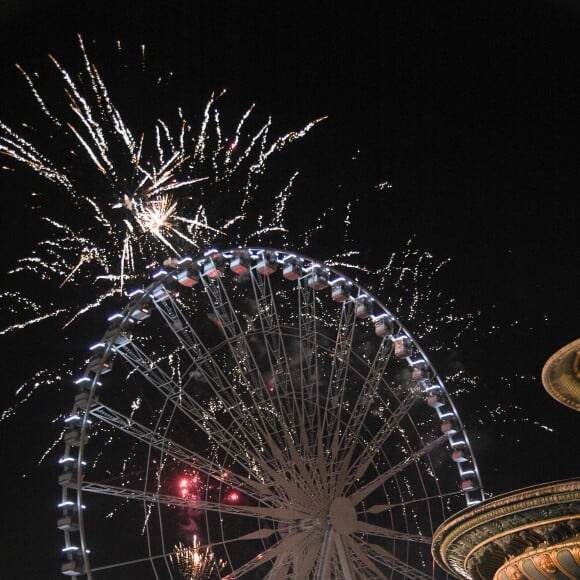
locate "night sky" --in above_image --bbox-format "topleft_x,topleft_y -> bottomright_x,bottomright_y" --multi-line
0,2 -> 578,577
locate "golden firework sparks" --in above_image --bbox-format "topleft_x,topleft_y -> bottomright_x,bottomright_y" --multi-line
171,535 -> 226,579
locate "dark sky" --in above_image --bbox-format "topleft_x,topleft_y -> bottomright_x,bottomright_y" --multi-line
0,1 -> 578,577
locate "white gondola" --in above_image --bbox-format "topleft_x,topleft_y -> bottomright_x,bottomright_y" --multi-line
355,295 -> 373,318
73,390 -> 91,410
393,336 -> 411,358
461,479 -> 477,491
150,285 -> 171,302
203,250 -> 225,279
307,266 -> 329,290
427,393 -> 445,407
452,449 -> 469,463
177,267 -> 200,287
373,314 -> 393,338
57,511 -> 79,532
441,420 -> 458,435
330,279 -> 352,302
203,261 -> 224,279
282,257 -> 302,280
102,324 -> 131,346
230,250 -> 252,275
63,428 -> 83,447
256,251 -> 277,275
410,359 -> 428,381
129,302 -> 152,321
58,470 -> 76,486
61,556 -> 85,576
86,355 -> 112,375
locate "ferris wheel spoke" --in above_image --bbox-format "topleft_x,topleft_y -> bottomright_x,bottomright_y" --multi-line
326,339 -> 397,497
321,301 -> 357,443
342,535 -> 386,579
336,338 -> 394,455
222,529 -> 312,580
248,263 -> 303,432
358,541 -> 434,580
219,419 -> 322,508
343,391 -> 420,491
84,402 -> 277,504
251,434 -> 320,511
364,488 -> 466,514
333,531 -> 359,579
150,289 -> 283,448
348,434 -> 449,505
201,398 -> 300,478
297,280 -> 321,432
315,428 -> 329,483
264,553 -> 292,579
86,530 -> 277,575
275,427 -> 331,505
353,521 -> 431,544
151,290 -> 252,411
293,533 -> 322,577
110,339 -> 297,485
201,275 -> 295,442
88,550 -> 180,574
80,480 -> 302,523
328,433 -> 358,498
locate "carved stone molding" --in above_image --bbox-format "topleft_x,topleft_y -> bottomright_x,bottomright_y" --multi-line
495,538 -> 580,579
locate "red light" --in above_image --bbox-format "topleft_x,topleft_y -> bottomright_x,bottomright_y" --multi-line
177,473 -> 202,500
227,491 -> 240,503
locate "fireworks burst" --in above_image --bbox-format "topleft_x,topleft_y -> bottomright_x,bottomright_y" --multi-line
0,33 -> 554,483
0,32 -> 560,580
0,35 -> 553,530
0,34 -> 324,316
171,536 -> 225,580
0,35 -> 326,431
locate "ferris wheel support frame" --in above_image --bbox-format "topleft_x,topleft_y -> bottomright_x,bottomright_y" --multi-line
58,246 -> 485,578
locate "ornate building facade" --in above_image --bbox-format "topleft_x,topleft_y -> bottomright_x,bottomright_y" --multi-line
432,339 -> 580,578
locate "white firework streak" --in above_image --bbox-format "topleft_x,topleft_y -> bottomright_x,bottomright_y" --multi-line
0,36 -> 325,441
0,35 -> 324,314
0,35 -> 547,485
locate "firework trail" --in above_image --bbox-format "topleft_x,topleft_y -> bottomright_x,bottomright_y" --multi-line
0,34 -> 560,580
0,35 -> 550,488
0,35 -> 325,432
0,35 -> 324,301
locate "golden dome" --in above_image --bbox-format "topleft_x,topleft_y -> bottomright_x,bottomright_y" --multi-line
541,338 -> 580,411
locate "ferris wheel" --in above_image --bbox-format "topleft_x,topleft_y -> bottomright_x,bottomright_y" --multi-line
58,247 -> 484,579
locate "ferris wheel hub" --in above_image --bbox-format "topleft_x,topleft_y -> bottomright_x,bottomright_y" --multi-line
328,496 -> 357,534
